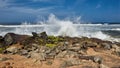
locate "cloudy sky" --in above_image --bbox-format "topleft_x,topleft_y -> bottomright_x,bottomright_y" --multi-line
0,0 -> 119,23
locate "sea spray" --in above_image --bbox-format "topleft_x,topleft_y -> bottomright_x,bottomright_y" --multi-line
45,14 -> 79,37
0,14 -> 120,42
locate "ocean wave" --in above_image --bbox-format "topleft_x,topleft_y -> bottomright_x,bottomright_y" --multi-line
111,28 -> 120,31
0,14 -> 120,42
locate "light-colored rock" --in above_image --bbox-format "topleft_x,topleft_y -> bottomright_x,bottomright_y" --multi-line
59,59 -> 81,68
100,64 -> 109,68
6,46 -> 18,53
93,56 -> 102,64
68,47 -> 80,52
56,51 -> 67,58
30,52 -> 46,61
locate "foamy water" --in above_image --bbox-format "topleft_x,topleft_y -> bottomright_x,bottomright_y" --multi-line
0,14 -> 120,42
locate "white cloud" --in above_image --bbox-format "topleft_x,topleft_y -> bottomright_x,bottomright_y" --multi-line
96,4 -> 101,8
0,0 -> 10,8
15,7 -> 54,14
0,6 -> 54,15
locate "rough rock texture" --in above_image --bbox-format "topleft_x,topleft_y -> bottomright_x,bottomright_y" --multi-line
0,32 -> 120,68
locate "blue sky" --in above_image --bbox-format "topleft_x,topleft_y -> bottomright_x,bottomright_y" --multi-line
0,0 -> 120,23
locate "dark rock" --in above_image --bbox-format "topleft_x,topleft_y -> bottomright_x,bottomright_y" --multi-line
0,36 -> 3,41
86,42 -> 98,47
32,31 -> 47,39
5,62 -> 10,65
68,47 -> 80,52
4,33 -> 14,46
32,32 -> 38,37
39,31 -> 48,39
79,55 -> 94,60
4,33 -> 29,46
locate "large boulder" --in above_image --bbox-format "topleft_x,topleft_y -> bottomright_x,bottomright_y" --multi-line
0,36 -> 3,48
3,33 -> 29,46
32,32 -> 48,39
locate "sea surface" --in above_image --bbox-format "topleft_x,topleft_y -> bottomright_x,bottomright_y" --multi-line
0,23 -> 120,42
0,15 -> 120,42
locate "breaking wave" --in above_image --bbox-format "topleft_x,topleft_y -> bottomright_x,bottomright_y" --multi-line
0,14 -> 120,42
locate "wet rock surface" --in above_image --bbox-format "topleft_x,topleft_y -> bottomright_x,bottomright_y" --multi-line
0,32 -> 120,68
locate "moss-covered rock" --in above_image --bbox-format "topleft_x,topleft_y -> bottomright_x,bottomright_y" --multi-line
0,47 -> 6,53
47,36 -> 64,44
46,44 -> 57,48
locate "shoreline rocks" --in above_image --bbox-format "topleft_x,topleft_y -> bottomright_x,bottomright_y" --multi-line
0,32 -> 120,68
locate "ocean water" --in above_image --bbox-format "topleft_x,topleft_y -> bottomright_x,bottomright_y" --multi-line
0,14 -> 120,42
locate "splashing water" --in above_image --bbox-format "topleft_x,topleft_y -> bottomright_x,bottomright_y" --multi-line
0,14 -> 120,42
44,14 -> 78,37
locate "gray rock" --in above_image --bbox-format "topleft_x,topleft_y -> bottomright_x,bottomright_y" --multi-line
68,47 -> 80,52
112,45 -> 120,56
67,59 -> 81,65
3,33 -> 29,46
4,33 -> 14,46
39,46 -> 48,53
45,49 -> 51,54
30,52 -> 46,61
102,43 -> 112,50
46,51 -> 56,59
67,51 -> 78,58
57,44 -> 67,51
56,51 -> 67,58
93,56 -> 102,64
59,59 -> 81,68
39,31 -> 48,39
20,50 -> 28,55
64,42 -> 69,45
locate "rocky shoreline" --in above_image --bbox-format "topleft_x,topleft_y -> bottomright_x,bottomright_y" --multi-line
0,32 -> 120,68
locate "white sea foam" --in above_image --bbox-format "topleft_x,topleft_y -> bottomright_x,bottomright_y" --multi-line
111,28 -> 120,31
0,14 -> 120,42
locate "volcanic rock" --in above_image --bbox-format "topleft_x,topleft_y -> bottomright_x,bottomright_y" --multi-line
4,33 -> 29,46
